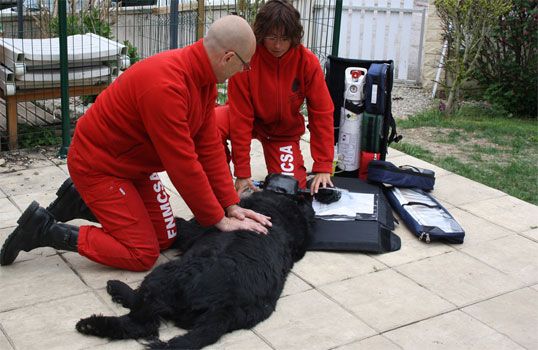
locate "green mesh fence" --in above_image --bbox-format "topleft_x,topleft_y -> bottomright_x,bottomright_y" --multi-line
0,0 -> 337,151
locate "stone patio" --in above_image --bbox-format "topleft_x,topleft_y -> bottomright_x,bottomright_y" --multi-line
0,140 -> 537,350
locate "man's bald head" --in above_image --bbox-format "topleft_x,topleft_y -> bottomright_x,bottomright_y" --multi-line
204,15 -> 256,82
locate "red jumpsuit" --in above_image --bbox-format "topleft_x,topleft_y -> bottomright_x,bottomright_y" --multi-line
69,40 -> 239,271
217,44 -> 334,188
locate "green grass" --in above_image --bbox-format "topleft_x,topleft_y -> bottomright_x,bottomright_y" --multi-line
392,105 -> 538,205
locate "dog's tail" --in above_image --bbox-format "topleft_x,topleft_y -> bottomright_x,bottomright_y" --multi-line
145,312 -> 231,349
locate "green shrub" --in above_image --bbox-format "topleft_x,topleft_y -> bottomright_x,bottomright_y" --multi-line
124,40 -> 141,66
50,7 -> 113,39
435,0 -> 511,114
18,124 -> 61,149
473,0 -> 538,117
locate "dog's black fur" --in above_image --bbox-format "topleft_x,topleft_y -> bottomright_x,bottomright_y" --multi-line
76,190 -> 315,349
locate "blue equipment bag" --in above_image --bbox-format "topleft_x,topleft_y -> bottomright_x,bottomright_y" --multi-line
367,160 -> 436,191
364,63 -> 390,115
385,187 -> 465,244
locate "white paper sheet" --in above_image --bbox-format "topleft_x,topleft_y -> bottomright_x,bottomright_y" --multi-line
313,191 -> 375,220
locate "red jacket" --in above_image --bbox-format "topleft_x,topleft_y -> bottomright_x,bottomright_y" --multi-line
71,40 -> 239,226
228,44 -> 334,178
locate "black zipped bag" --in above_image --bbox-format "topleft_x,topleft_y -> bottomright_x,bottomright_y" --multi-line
367,160 -> 435,191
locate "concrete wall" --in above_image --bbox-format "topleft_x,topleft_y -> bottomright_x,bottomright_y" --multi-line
421,0 -> 443,90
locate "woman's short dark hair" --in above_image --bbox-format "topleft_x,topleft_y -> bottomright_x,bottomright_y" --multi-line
253,0 -> 304,47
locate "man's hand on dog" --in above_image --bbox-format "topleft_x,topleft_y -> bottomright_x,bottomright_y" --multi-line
215,204 -> 272,235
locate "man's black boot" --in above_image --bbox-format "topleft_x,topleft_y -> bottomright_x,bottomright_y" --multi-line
0,201 -> 79,266
46,177 -> 97,223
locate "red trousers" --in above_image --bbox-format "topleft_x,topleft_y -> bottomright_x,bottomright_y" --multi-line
216,105 -> 307,188
68,147 -> 177,271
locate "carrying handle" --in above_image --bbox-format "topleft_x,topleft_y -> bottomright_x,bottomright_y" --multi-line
403,201 -> 439,208
400,165 -> 421,172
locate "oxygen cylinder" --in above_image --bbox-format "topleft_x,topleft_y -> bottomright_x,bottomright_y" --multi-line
337,67 -> 367,171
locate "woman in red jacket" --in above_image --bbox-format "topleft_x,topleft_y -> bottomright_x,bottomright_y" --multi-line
217,0 -> 335,195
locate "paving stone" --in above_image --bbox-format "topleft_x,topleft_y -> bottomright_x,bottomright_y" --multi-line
386,147 -> 407,159
520,227 -> 538,242
61,252 -> 170,289
433,173 -> 506,206
282,272 -> 312,296
78,339 -> 143,349
373,223 -> 455,267
0,137 -> 536,350
58,163 -> 69,174
396,250 -> 524,307
168,191 -> 193,219
158,171 -> 176,195
461,235 -> 538,285
68,218 -> 99,227
254,289 -> 375,349
293,250 -> 388,286
0,254 -> 88,312
461,195 -> 538,233
161,174 -> 197,219
384,310 -> 524,350
320,269 -> 453,332
0,332 -> 14,350
448,207 -> 514,247
250,141 -> 271,180
0,154 -> 56,174
463,288 -> 538,349
0,292 -> 110,349
205,330 -> 272,350
0,198 -> 22,229
10,191 -> 58,212
0,167 -> 67,197
300,140 -> 314,171
335,335 -> 402,350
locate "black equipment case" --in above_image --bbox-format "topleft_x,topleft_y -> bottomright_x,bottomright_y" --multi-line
308,177 -> 401,253
325,56 -> 401,178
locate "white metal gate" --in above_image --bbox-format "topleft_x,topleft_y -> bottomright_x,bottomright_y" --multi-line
339,0 -> 426,83
299,0 -> 427,84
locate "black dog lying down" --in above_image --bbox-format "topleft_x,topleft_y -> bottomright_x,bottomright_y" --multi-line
76,189 -> 315,349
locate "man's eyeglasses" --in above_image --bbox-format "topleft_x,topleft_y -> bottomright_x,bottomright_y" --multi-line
264,35 -> 290,43
233,51 -> 251,72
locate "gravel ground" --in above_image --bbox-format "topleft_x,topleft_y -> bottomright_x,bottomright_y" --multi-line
391,84 -> 435,120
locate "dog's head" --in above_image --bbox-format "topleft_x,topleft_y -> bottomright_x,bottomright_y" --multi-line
242,190 -> 314,261
286,193 -> 315,261
239,174 -> 315,261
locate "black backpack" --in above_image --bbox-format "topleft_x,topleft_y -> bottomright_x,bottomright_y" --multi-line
325,56 -> 402,178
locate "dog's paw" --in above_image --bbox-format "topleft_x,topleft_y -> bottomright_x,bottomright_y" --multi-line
76,315 -> 107,336
107,280 -> 134,308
